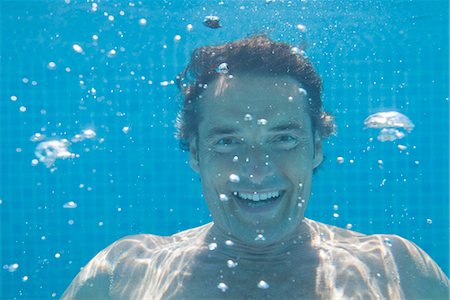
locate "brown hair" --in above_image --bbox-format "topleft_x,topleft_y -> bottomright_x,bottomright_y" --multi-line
175,35 -> 335,151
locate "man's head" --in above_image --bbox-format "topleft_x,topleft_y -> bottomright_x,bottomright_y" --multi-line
175,36 -> 335,245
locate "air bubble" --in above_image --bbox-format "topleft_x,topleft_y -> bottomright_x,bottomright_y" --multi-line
225,240 -> 234,246
383,238 -> 392,247
257,280 -> 269,289
72,44 -> 83,53
122,126 -> 130,134
244,114 -> 252,121
187,24 -> 193,31
217,282 -> 228,292
107,49 -> 117,57
139,18 -> 147,26
48,62 -> 56,70
219,194 -> 229,201
257,119 -> 267,126
229,174 -> 240,183
63,201 -> 77,209
216,62 -> 229,74
227,260 -> 238,268
255,234 -> 266,241
208,243 -> 217,250
174,35 -> 181,41
10,95 -> 17,101
232,156 -> 239,162
426,218 -> 432,224
22,275 -> 29,282
296,24 -> 307,32
336,157 -> 344,164
345,223 -> 353,230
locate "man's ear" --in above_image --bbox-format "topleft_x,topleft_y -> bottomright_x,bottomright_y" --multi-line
313,132 -> 323,169
189,137 -> 200,173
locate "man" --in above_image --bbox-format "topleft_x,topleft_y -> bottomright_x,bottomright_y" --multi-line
62,36 -> 449,299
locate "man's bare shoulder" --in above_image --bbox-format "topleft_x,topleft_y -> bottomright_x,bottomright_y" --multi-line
62,223 -> 213,299
306,219 -> 449,299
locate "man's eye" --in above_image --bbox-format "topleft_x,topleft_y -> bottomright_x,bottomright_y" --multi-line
216,137 -> 239,146
272,135 -> 299,149
274,135 -> 297,143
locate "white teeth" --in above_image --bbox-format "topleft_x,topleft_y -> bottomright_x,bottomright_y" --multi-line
237,191 -> 280,202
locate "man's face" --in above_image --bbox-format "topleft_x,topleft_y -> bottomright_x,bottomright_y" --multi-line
189,73 -> 323,245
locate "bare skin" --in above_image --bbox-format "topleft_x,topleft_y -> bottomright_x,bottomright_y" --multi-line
62,219 -> 448,299
62,74 -> 449,299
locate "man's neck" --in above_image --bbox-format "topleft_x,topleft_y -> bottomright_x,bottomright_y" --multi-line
205,219 -> 315,263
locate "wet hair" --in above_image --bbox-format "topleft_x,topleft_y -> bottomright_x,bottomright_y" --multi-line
175,35 -> 335,151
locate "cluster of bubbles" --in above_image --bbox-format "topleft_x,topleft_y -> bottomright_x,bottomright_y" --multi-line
31,129 -> 98,170
364,111 -> 414,142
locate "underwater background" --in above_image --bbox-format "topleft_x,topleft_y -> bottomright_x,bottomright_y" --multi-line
1,0 -> 448,298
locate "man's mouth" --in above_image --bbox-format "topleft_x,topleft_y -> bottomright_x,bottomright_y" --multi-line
232,190 -> 283,208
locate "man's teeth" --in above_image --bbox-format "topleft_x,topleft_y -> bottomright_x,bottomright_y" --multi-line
237,191 -> 280,202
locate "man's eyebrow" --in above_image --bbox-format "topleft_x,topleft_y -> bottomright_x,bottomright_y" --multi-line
269,123 -> 304,132
206,126 -> 240,138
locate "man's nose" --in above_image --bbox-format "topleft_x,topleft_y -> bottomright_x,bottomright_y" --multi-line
239,146 -> 275,184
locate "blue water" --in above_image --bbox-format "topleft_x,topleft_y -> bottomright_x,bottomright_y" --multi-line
1,0 -> 448,299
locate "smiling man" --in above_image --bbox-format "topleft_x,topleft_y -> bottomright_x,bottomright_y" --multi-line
62,36 -> 449,299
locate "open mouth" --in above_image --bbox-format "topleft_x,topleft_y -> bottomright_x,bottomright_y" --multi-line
232,190 -> 283,208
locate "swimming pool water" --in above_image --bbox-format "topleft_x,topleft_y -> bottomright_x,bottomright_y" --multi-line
1,0 -> 448,298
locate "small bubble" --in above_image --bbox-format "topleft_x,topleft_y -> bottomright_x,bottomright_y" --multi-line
72,44 -> 83,53
6,263 -> 19,272
108,15 -> 114,21
298,88 -> 307,96
383,237 -> 392,247
19,106 -> 27,112
122,126 -> 130,134
229,174 -> 240,183
54,253 -> 61,258
219,194 -> 229,201
345,223 -> 353,230
92,34 -> 99,41
377,160 -> 383,167
217,282 -> 228,292
107,49 -> 117,57
376,273 -> 381,278
160,81 -> 169,86
296,24 -> 307,32
333,213 -> 339,218
255,234 -> 266,241
333,204 -> 339,210
227,260 -> 238,268
397,144 -> 407,151
336,157 -> 344,164
288,96 -> 293,101
216,62 -> 229,74
426,218 -> 432,224
47,62 -> 56,70
63,201 -> 77,209
98,221 -> 104,226
208,242 -> 217,250
174,35 -> 181,41
232,156 -> 239,162
22,276 -> 29,282
139,18 -> 147,26
257,280 -> 269,289
186,24 -> 193,31
225,240 -> 234,246
68,219 -> 74,225
10,95 -> 17,101
244,114 -> 252,121
257,119 -> 268,126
